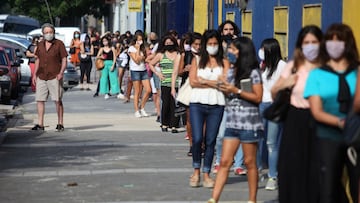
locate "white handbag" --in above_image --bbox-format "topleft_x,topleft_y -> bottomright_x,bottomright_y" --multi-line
176,78 -> 192,106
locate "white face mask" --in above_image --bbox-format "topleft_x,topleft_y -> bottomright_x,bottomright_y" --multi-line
184,44 -> 191,51
326,40 -> 345,60
137,40 -> 143,45
302,44 -> 320,62
206,45 -> 219,56
191,46 -> 198,54
44,33 -> 54,41
258,49 -> 265,61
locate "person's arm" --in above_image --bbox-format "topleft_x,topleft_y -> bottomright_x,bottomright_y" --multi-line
308,96 -> 345,129
32,55 -> 40,85
110,47 -> 116,72
189,57 -> 217,88
271,61 -> 298,99
89,45 -> 94,56
56,57 -> 67,81
129,45 -> 145,64
26,45 -> 36,58
96,47 -> 103,58
178,53 -> 186,76
171,54 -> 181,98
149,53 -> 164,80
354,69 -> 360,113
80,42 -> 85,54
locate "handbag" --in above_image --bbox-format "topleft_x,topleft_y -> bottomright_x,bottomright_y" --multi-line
176,78 -> 192,106
344,111 -> 360,148
95,58 -> 104,70
69,47 -> 75,54
263,88 -> 291,123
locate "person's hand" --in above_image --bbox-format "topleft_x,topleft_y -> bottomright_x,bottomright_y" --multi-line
156,72 -> 165,81
110,66 -> 115,72
218,82 -> 236,94
134,43 -> 140,50
32,76 -> 37,86
184,64 -> 191,72
171,88 -> 176,99
283,74 -> 298,89
56,73 -> 64,80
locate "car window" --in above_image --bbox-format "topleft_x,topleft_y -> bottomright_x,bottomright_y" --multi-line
0,51 -> 8,66
3,48 -> 14,61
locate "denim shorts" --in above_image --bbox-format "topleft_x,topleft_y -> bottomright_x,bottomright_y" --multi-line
130,70 -> 149,81
224,128 -> 262,143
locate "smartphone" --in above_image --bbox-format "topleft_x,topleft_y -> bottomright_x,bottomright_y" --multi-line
240,78 -> 252,92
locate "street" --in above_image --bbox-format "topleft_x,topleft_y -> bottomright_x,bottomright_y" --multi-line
0,84 -> 278,203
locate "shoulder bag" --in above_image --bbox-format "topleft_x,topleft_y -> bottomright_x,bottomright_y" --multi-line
95,58 -> 104,70
344,111 -> 360,148
263,88 -> 291,123
177,78 -> 192,106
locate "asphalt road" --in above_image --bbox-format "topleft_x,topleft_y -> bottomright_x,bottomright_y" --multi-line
0,84 -> 278,203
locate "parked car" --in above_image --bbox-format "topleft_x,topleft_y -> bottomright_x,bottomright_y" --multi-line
0,34 -> 31,86
0,44 -> 22,100
63,63 -> 79,91
0,47 -> 15,103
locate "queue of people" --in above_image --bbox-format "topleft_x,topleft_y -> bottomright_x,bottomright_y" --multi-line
29,22 -> 359,203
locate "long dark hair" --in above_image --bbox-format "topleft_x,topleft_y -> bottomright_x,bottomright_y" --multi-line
322,23 -> 359,67
198,29 -> 223,69
217,20 -> 240,36
293,25 -> 324,68
261,38 -> 282,79
130,32 -> 146,56
232,37 -> 259,88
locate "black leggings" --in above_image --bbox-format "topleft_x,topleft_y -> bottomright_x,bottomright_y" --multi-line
80,61 -> 92,83
161,86 -> 179,128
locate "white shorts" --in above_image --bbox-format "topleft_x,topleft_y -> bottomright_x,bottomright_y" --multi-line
36,78 -> 63,101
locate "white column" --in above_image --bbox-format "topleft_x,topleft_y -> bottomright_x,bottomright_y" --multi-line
120,0 -> 127,33
113,0 -> 121,32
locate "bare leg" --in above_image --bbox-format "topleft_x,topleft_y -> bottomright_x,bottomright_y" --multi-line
140,79 -> 151,109
212,138 -> 240,201
37,101 -> 45,126
242,142 -> 258,202
133,81 -> 141,111
55,100 -> 64,125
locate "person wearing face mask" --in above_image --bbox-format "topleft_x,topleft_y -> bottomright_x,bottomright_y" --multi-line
70,31 -> 81,66
148,35 -> 181,133
271,25 -> 324,203
208,37 -> 263,203
188,29 -> 230,189
304,23 -> 359,203
257,38 -> 287,191
26,36 -> 40,92
217,20 -> 240,55
177,32 -> 202,155
31,23 -> 68,132
128,32 -> 152,118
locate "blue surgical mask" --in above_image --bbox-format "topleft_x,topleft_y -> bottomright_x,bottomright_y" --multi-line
227,52 -> 237,64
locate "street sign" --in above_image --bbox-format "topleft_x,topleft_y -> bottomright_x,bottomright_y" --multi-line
129,0 -> 142,12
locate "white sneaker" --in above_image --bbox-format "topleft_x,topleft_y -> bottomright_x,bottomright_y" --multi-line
265,178 -> 278,190
104,94 -> 110,100
140,108 -> 149,117
134,111 -> 142,118
117,93 -> 125,99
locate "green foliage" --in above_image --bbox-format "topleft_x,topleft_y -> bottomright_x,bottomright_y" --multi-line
0,0 -> 109,24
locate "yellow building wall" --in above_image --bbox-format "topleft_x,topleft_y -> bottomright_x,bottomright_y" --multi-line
343,0 -> 360,51
194,0 -> 208,33
218,0 -> 223,27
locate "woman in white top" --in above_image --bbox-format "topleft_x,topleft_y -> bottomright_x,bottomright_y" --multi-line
128,32 -> 152,118
258,38 -> 286,190
188,29 -> 230,188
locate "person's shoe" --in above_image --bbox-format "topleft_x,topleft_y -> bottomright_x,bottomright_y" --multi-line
134,111 -> 142,118
213,164 -> 220,174
184,134 -> 189,140
140,108 -> 149,117
31,124 -> 44,131
117,93 -> 125,99
55,124 -> 64,132
160,125 -> 168,132
234,167 -> 247,175
171,127 -> 179,133
156,116 -> 160,123
265,178 -> 278,190
187,147 -> 192,157
189,174 -> 200,187
203,177 -> 215,188
207,198 -> 217,203
93,93 -> 99,97
80,88 -> 84,91
104,94 -> 110,100
86,88 -> 91,91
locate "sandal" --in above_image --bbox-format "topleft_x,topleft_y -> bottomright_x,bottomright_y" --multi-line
160,125 -> 168,132
207,198 -> 216,203
31,124 -> 44,131
203,178 -> 215,188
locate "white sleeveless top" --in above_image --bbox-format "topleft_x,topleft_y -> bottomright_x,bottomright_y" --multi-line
190,66 -> 225,105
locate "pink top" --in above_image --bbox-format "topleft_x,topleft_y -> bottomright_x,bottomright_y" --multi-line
281,61 -> 314,109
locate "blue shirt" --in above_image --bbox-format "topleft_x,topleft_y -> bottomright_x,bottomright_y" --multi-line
304,67 -> 357,140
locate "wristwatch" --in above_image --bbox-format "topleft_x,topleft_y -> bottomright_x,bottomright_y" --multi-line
237,88 -> 242,95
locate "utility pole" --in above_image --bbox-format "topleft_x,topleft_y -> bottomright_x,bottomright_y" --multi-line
44,0 -> 54,25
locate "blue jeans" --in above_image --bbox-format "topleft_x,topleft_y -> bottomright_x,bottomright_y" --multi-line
190,103 -> 224,173
260,102 -> 282,178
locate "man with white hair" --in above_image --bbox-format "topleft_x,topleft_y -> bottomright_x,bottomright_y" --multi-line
31,23 -> 68,132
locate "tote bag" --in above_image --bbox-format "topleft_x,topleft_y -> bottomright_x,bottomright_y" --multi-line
177,78 -> 192,106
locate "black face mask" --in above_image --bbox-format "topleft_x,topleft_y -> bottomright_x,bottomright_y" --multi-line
222,34 -> 233,44
164,44 -> 176,51
150,40 -> 157,44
